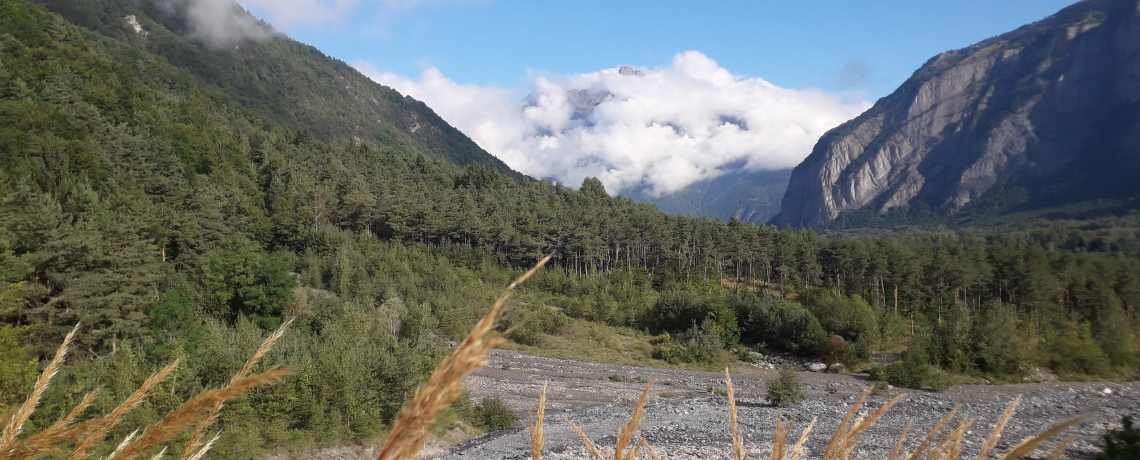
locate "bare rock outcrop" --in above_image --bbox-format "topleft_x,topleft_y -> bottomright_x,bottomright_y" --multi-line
773,0 -> 1140,226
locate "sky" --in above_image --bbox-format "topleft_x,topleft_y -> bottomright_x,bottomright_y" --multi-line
206,0 -> 1078,194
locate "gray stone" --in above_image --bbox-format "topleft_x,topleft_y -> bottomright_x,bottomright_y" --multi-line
773,4 -> 1140,226
828,363 -> 847,374
807,362 -> 827,372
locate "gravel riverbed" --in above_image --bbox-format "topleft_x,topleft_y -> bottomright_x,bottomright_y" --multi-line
269,350 -> 1139,460
440,350 -> 1139,460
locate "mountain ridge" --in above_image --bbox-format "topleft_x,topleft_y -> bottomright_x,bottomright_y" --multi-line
772,0 -> 1140,227
623,168 -> 791,224
31,0 -> 522,177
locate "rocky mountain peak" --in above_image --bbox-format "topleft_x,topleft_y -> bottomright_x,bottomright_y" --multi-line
772,0 -> 1140,227
618,65 -> 645,77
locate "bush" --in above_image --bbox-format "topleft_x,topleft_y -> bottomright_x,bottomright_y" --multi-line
650,319 -> 727,365
1048,323 -> 1112,377
733,293 -> 826,353
800,289 -> 877,342
1095,416 -> 1140,460
473,396 -> 518,431
644,286 -> 737,343
766,365 -> 805,407
501,306 -> 572,347
870,345 -> 951,391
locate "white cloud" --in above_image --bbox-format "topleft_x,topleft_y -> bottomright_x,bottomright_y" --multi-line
235,0 -> 360,28
232,0 -> 465,29
179,0 -> 276,46
356,52 -> 871,196
161,0 -> 463,44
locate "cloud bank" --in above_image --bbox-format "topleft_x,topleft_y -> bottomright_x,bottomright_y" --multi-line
356,52 -> 871,196
175,0 -> 276,46
160,0 -> 457,46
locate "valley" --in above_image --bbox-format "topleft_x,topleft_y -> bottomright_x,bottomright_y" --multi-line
274,349 -> 1139,460
3,0 -> 1140,459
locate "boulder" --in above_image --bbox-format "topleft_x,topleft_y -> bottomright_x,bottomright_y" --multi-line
807,362 -> 827,372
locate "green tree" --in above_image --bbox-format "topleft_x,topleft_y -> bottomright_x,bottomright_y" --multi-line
202,240 -> 296,328
766,365 -> 805,407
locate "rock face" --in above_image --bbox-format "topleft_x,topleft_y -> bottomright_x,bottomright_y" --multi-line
624,168 -> 792,224
773,0 -> 1140,226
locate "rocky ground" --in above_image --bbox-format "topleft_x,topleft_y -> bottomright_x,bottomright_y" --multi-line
438,350 -> 1138,460
269,350 -> 1139,460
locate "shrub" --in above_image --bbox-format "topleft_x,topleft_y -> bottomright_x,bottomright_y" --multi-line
1048,323 -> 1112,377
733,293 -> 826,353
1095,416 -> 1140,460
0,322 -> 36,406
766,365 -> 805,407
870,344 -> 951,391
644,287 -> 737,342
473,396 -> 518,431
800,289 -> 877,342
650,319 -> 727,365
500,305 -> 572,347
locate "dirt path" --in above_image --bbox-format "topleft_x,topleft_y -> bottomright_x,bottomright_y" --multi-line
442,350 -> 1140,460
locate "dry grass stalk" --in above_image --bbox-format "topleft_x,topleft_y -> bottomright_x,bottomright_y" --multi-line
149,446 -> 167,460
530,383 -> 547,460
786,417 -> 816,460
45,389 -> 101,435
14,387 -> 102,456
923,415 -> 974,460
108,367 -> 293,460
179,318 -> 294,460
614,381 -> 654,460
0,324 -> 79,453
821,388 -> 905,460
771,411 -> 789,460
566,419 -> 606,460
377,255 -> 552,460
726,369 -> 747,460
821,388 -> 869,460
185,431 -> 220,460
565,380 -> 654,460
886,420 -> 913,460
111,430 -> 140,458
66,358 -> 183,460
1045,436 -> 1077,460
638,438 -> 660,460
904,405 -> 960,460
996,415 -> 1089,460
974,396 -> 1020,460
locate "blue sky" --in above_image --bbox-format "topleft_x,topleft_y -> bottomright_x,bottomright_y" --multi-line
245,0 -> 1077,99
226,0 -> 1078,193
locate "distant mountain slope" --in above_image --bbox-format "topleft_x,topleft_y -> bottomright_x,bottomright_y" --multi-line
32,0 -> 520,176
773,0 -> 1140,227
624,169 -> 791,224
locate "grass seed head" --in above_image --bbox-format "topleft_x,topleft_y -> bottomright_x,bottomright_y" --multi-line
377,256 -> 551,460
0,324 -> 79,453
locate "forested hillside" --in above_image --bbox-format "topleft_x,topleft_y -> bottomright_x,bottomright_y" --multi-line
29,0 -> 520,176
3,0 -> 1140,457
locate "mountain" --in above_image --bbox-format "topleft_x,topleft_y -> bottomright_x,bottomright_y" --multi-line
623,169 -> 791,224
543,71 -> 791,224
773,0 -> 1140,227
30,0 -> 520,177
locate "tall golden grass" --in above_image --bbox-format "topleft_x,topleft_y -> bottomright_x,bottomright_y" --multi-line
0,320 -> 294,460
376,255 -> 552,460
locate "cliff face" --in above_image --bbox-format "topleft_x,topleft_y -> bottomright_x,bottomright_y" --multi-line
623,169 -> 791,224
773,0 -> 1140,226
